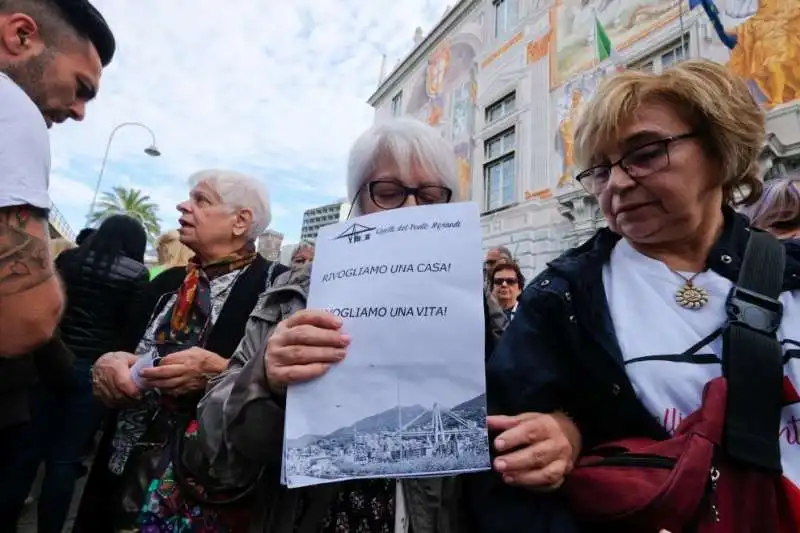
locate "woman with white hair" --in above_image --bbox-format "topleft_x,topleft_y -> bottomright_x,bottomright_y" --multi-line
190,118 -> 565,533
740,175 -> 800,240
78,170 -> 288,532
290,240 -> 314,265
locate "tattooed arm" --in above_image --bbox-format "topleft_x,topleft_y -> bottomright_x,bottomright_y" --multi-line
0,205 -> 64,357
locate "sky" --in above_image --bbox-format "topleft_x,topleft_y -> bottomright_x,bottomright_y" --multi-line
49,0 -> 454,244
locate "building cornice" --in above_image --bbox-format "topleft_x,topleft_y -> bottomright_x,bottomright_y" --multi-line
367,0 -> 481,107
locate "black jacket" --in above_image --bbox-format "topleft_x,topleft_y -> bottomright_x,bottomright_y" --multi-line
481,208 -> 800,532
57,248 -> 149,361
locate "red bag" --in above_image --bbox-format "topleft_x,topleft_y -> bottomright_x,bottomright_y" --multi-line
564,378 -> 797,532
563,231 -> 800,532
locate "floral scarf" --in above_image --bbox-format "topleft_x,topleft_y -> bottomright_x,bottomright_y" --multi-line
155,243 -> 258,347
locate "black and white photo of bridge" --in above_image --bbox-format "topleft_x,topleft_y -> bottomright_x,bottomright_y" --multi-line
284,363 -> 490,482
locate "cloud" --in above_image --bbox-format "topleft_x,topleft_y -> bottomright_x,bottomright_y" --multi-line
49,0 -> 452,243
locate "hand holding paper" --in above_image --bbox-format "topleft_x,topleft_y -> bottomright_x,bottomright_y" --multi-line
265,309 -> 350,394
487,412 -> 580,491
140,347 -> 225,396
93,351 -> 141,406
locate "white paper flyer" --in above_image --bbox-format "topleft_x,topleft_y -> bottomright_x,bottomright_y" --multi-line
281,202 -> 490,488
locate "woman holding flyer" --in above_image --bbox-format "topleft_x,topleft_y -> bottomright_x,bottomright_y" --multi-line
195,118 -> 582,533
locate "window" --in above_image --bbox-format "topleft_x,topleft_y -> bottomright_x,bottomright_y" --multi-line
483,128 -> 516,211
661,38 -> 689,69
485,92 -> 516,124
493,0 -> 519,38
391,91 -> 403,117
630,37 -> 689,73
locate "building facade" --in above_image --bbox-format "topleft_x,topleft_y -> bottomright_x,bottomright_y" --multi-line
258,229 -> 284,261
300,199 -> 350,242
368,0 -> 800,281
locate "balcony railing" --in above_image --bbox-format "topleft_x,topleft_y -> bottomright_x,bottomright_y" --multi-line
49,201 -> 75,241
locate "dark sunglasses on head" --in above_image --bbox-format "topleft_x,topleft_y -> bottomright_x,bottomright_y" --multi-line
493,277 -> 518,287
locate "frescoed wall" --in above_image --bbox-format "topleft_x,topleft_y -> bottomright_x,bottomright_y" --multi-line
405,38 -> 479,201
451,79 -> 477,200
553,67 -> 609,188
405,41 -> 478,126
551,0 -> 681,88
720,0 -> 800,107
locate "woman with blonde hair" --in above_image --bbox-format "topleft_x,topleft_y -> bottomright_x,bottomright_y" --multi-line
150,229 -> 194,279
740,175 -> 800,240
484,59 -> 797,531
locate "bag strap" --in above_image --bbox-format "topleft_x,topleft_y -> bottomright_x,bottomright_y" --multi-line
722,229 -> 785,472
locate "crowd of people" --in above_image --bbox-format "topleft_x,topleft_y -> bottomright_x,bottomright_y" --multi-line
0,0 -> 798,532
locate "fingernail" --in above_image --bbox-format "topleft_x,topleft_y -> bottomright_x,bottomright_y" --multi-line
503,475 -> 514,483
341,334 -> 351,345
495,438 -> 506,451
336,349 -> 347,360
494,459 -> 506,471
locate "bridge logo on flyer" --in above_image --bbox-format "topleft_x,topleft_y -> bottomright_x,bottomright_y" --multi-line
334,223 -> 376,245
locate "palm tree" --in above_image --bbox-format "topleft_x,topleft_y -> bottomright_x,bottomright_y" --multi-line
89,186 -> 161,242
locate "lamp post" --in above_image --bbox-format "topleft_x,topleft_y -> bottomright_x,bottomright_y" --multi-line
86,121 -> 161,222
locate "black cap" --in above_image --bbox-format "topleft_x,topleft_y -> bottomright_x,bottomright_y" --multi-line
52,0 -> 115,66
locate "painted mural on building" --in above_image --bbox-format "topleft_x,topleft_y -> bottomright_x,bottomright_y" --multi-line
721,0 -> 800,107
553,65 -> 611,188
406,39 -> 479,201
551,0 -> 681,89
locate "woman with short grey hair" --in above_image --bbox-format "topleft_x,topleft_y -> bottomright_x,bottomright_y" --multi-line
346,117 -> 460,216
740,175 -> 800,240
79,169 -> 288,532
193,118 -> 547,533
291,240 -> 315,265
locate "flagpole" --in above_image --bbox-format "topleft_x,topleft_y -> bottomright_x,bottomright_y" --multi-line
593,7 -> 599,69
678,0 -> 686,58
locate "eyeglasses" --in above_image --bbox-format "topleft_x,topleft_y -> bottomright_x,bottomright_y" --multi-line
575,133 -> 695,196
366,180 -> 453,210
493,277 -> 518,287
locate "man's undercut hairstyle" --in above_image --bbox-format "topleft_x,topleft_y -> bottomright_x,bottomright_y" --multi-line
0,0 -> 115,66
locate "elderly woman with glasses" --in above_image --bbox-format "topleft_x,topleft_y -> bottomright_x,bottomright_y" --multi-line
79,170 -> 288,532
189,118 -> 578,533
482,60 -> 800,532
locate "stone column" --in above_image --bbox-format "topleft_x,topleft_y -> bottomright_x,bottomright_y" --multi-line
554,186 -> 603,248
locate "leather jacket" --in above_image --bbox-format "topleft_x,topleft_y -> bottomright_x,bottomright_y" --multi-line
56,248 -> 148,361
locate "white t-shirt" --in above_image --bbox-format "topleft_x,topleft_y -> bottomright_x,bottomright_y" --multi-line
603,238 -> 800,491
0,72 -> 50,210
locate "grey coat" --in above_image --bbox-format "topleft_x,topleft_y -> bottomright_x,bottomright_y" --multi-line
196,264 -> 508,533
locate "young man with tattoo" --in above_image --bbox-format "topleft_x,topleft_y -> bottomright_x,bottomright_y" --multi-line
0,0 -> 114,357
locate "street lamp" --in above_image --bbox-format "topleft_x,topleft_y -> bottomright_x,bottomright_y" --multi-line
86,121 -> 161,222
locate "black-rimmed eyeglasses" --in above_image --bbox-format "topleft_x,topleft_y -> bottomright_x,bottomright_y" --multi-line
364,180 -> 453,210
575,133 -> 695,196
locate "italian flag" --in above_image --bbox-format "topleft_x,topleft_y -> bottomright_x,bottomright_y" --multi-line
595,16 -> 612,61
594,15 -> 624,71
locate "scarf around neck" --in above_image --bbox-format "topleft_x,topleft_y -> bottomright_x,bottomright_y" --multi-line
154,242 -> 257,346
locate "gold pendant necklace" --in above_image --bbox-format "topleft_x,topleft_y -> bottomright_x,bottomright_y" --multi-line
673,270 -> 709,310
